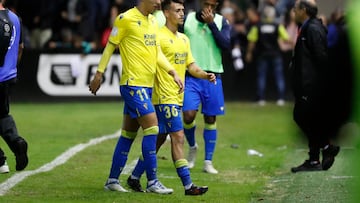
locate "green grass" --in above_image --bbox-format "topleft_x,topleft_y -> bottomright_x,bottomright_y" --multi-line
0,102 -> 358,202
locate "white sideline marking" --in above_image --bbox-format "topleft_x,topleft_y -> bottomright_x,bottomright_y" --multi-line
122,159 -> 138,175
272,179 -> 290,183
331,175 -> 354,179
0,130 -> 121,196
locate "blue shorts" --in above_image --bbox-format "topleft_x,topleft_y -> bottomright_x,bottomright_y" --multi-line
182,75 -> 225,116
155,104 -> 183,134
120,85 -> 155,119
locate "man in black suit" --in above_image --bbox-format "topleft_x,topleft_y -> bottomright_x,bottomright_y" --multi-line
290,0 -> 341,173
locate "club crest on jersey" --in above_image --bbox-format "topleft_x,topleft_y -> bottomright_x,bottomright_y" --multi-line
137,20 -> 141,26
143,103 -> 148,110
4,23 -> 10,32
119,15 -> 123,19
169,39 -> 173,44
3,23 -> 11,37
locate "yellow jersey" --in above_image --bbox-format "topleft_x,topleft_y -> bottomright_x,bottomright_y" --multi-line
109,7 -> 159,87
153,26 -> 195,105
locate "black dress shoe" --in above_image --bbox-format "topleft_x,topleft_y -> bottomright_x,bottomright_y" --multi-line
291,160 -> 322,173
322,145 -> 340,170
14,138 -> 28,171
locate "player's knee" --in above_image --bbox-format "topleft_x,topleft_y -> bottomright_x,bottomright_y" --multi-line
183,111 -> 196,123
204,116 -> 216,124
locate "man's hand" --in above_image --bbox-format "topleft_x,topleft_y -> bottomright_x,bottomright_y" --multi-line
168,69 -> 184,93
201,7 -> 215,24
206,73 -> 216,84
89,71 -> 103,95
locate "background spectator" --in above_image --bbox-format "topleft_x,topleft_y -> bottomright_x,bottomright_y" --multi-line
245,5 -> 289,106
28,0 -> 56,49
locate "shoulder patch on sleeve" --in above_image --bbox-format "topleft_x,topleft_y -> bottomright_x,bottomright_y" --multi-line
111,27 -> 118,36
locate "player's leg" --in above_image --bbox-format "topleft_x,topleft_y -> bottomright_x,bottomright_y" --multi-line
110,115 -> 139,180
201,77 -> 225,174
183,110 -> 197,148
105,114 -> 139,192
165,105 -> 207,196
128,89 -> 173,194
155,105 -> 191,187
136,112 -> 158,181
127,132 -> 168,192
202,115 -> 218,174
152,104 -> 207,195
154,104 -> 171,153
127,115 -> 159,193
128,104 -> 172,193
183,76 -> 201,168
183,110 -> 198,168
137,113 -> 173,194
128,122 -> 166,193
170,130 -> 208,195
106,85 -> 150,192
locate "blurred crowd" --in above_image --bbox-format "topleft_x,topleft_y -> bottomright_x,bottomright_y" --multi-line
3,0 -> 346,54
1,0 -> 347,103
4,0 -> 137,53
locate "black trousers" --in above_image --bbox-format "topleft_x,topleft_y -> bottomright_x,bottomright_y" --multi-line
0,78 -> 16,161
293,96 -> 339,160
0,78 -> 16,118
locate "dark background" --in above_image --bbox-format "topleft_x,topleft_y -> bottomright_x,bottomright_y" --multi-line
11,49 -> 293,103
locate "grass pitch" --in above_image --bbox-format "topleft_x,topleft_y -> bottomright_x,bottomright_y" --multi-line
0,102 -> 358,202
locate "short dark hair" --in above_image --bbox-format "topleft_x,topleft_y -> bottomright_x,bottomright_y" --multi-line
298,0 -> 318,18
161,0 -> 184,11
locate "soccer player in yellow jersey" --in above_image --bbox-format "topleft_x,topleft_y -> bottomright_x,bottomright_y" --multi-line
127,0 -> 215,195
89,0 -> 183,194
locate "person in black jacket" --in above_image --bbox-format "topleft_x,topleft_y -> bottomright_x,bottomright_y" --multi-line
290,0 -> 340,173
0,0 -> 28,174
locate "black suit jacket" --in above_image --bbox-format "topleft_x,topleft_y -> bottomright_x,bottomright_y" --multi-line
290,18 -> 329,102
